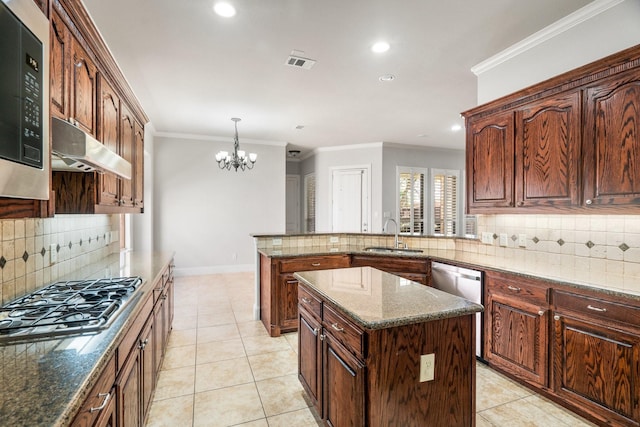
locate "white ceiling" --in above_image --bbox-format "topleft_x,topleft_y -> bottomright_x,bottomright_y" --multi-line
82,0 -> 593,154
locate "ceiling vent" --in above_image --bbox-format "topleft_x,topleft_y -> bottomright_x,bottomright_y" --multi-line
285,51 -> 316,70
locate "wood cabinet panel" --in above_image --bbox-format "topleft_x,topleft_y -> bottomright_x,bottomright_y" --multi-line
584,69 -> 640,208
98,78 -> 119,207
323,333 -> 366,427
466,111 -> 515,210
71,356 -> 116,427
120,104 -> 135,207
50,9 -> 69,120
298,285 -> 321,318
515,92 -> 580,208
322,303 -> 365,359
117,346 -> 142,427
298,307 -> 322,412
70,37 -> 97,136
279,255 -> 350,273
553,313 -> 640,425
134,121 -> 144,209
350,255 -> 429,285
140,318 -> 155,421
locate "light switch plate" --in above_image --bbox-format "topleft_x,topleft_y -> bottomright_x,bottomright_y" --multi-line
481,232 -> 493,245
518,234 -> 527,247
499,233 -> 508,247
329,236 -> 339,243
49,244 -> 57,264
419,353 -> 435,382
272,238 -> 282,246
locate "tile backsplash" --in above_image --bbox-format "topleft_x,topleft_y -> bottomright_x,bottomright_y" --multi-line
0,215 -> 119,304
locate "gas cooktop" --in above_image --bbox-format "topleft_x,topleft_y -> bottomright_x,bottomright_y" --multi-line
0,276 -> 142,343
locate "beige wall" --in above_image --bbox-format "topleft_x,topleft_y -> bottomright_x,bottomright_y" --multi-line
0,215 -> 120,304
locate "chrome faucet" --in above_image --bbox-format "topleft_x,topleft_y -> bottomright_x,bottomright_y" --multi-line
383,218 -> 402,249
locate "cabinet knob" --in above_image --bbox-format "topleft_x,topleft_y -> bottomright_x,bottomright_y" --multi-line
538,310 -> 545,316
517,201 -> 524,207
301,297 -> 312,304
554,315 -> 560,321
585,199 -> 593,205
320,334 -> 325,341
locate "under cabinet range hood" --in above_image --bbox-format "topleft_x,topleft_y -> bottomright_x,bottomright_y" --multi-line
51,117 -> 132,180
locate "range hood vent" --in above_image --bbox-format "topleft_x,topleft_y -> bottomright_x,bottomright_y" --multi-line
51,117 -> 132,180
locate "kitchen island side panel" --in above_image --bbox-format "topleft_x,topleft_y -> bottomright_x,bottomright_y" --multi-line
366,314 -> 476,427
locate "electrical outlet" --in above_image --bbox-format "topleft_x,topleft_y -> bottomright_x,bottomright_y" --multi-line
481,232 -> 493,245
49,244 -> 57,264
329,236 -> 339,243
272,238 -> 282,246
499,233 -> 508,247
518,234 -> 527,247
420,353 -> 435,382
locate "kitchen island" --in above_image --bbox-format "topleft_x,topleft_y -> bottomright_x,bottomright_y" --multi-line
294,266 -> 483,427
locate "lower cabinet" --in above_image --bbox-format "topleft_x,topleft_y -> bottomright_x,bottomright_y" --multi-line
484,271 -> 550,387
72,259 -> 174,427
298,306 -> 322,411
553,290 -> 640,426
351,255 -> 430,285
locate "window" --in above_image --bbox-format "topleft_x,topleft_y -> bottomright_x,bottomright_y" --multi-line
304,173 -> 316,233
432,169 -> 459,236
398,168 -> 427,235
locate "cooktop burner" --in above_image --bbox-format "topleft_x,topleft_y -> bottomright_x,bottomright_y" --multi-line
0,276 -> 142,343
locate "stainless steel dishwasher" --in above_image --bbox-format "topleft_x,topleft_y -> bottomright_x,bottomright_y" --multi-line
431,261 -> 483,360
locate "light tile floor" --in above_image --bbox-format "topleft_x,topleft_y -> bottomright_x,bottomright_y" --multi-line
145,273 -> 596,427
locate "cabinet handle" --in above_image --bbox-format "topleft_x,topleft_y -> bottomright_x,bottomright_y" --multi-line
587,304 -> 607,312
90,392 -> 110,413
313,328 -> 319,335
517,201 -> 524,207
554,315 -> 560,321
585,199 -> 593,205
331,323 -> 344,332
538,310 -> 545,316
507,285 -> 521,292
311,263 -> 321,267
301,297 -> 312,304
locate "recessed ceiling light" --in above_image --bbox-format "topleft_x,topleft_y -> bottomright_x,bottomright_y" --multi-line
213,2 -> 236,17
451,124 -> 462,132
371,41 -> 390,53
379,74 -> 395,82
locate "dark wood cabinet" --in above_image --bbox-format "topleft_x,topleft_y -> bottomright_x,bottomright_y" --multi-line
119,104 -> 135,208
134,121 -> 145,209
583,70 -> 640,208
323,333 -> 366,427
298,303 -> 322,412
98,78 -> 120,207
485,271 -> 550,387
463,44 -> 640,214
70,37 -> 97,137
140,318 -> 155,421
515,92 -> 581,208
117,340 -> 142,427
466,110 -> 515,211
260,254 -> 350,337
71,357 -> 116,427
50,9 -> 70,121
552,290 -> 640,426
350,255 -> 429,285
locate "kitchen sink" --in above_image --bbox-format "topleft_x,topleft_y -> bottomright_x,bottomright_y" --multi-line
363,246 -> 423,254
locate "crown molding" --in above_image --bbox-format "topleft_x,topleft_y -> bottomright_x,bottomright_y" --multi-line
471,0 -> 625,76
154,131 -> 287,146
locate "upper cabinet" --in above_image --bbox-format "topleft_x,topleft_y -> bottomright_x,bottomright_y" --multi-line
49,0 -> 148,215
583,70 -> 640,208
463,44 -> 640,214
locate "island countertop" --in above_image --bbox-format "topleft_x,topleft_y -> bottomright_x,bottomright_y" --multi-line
294,266 -> 483,330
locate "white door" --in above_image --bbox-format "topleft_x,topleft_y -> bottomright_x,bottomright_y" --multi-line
331,167 -> 370,232
286,175 -> 300,233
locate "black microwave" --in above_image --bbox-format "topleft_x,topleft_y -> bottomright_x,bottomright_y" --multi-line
0,0 -> 49,200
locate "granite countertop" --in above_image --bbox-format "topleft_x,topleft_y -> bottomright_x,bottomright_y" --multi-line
0,251 -> 174,427
294,267 -> 483,330
259,245 -> 640,301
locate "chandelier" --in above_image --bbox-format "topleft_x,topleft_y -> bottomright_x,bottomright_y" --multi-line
215,118 -> 257,171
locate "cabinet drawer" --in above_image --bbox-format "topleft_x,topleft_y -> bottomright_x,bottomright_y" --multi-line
117,293 -> 153,371
486,272 -> 549,305
351,255 -> 428,273
554,290 -> 640,328
279,255 -> 350,273
71,356 -> 116,426
323,304 -> 365,359
298,285 -> 322,319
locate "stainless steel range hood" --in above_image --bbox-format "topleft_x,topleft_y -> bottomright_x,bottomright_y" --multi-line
51,117 -> 132,180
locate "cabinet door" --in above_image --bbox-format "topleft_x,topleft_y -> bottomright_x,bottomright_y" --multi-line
553,313 -> 640,425
117,348 -> 142,427
298,308 -> 322,412
70,38 -> 97,136
140,319 -> 155,422
134,121 -> 145,209
50,10 -> 69,120
466,111 -> 515,211
583,70 -> 640,207
486,291 -> 548,386
94,386 -> 117,427
279,274 -> 299,332
119,104 -> 135,207
515,92 -> 580,208
154,294 -> 167,374
98,78 -> 119,207
323,333 -> 365,427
